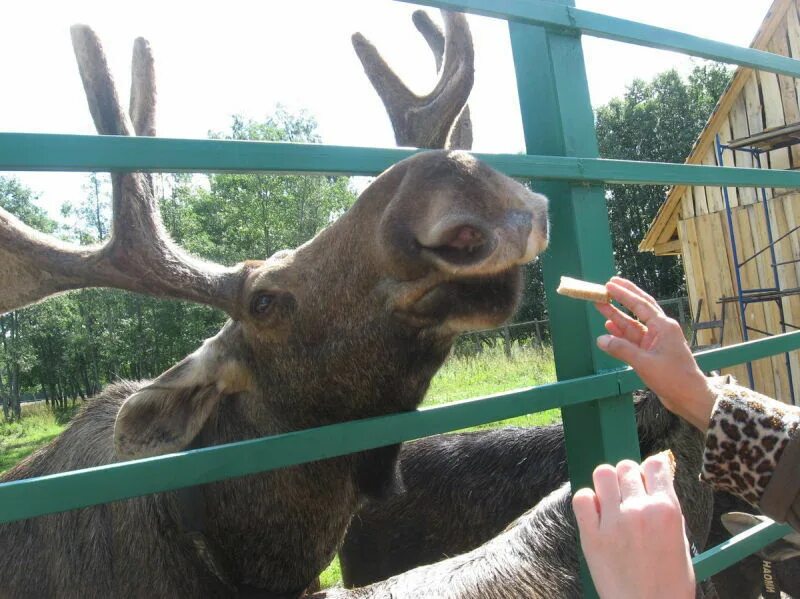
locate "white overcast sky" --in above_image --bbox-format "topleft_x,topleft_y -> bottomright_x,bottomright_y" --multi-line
0,0 -> 775,218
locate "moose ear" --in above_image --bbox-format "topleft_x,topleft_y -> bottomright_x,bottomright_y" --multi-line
721,511 -> 765,537
114,327 -> 253,459
722,512 -> 800,561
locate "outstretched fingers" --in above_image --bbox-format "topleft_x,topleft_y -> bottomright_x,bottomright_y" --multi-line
610,276 -> 661,310
596,301 -> 647,346
606,280 -> 663,325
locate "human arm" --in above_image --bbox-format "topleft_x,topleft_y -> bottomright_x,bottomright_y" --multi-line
594,277 -> 800,519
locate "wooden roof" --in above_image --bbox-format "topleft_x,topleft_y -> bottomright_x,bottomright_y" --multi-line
639,0 -> 793,253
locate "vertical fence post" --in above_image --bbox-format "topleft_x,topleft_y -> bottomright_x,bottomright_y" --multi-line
509,7 -> 641,597
502,325 -> 512,358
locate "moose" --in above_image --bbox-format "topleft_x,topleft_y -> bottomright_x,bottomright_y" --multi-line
338,390 -> 715,590
0,15 -> 551,598
342,9 -> 800,598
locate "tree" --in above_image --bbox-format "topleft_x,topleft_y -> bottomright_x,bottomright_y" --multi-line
60,173 -> 111,243
181,109 -> 357,264
594,63 -> 732,299
0,178 -> 57,234
0,177 -> 59,419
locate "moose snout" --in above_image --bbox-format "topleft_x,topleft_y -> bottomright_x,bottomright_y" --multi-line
376,151 -> 549,279
523,210 -> 550,264
484,204 -> 548,274
417,194 -> 548,276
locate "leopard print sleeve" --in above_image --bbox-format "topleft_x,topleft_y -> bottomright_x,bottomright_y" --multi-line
700,376 -> 800,507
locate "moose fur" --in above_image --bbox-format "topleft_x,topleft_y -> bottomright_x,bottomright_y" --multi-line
317,483 -> 583,598
339,391 -> 715,591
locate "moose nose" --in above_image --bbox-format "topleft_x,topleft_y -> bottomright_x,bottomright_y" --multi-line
420,221 -> 496,268
418,207 -> 541,275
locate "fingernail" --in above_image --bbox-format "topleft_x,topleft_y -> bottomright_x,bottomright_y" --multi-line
597,335 -> 611,350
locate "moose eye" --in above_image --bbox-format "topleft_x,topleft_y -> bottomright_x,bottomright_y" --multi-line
250,293 -> 275,316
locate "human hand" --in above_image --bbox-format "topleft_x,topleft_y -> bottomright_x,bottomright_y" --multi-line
572,454 -> 695,599
594,276 -> 716,431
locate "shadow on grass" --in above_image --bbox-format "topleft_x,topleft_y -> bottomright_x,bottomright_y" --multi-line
52,405 -> 80,425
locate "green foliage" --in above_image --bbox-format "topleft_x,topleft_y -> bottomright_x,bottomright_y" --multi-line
0,178 -> 62,419
162,109 -> 356,264
0,178 -> 57,234
0,108 -> 358,415
595,63 -> 732,298
319,556 -> 343,590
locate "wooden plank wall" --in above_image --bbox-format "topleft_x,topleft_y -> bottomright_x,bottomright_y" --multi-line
678,196 -> 800,401
678,1 -> 800,217
673,1 -> 800,402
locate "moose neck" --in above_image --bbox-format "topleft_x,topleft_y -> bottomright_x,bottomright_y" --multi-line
189,319 -> 454,593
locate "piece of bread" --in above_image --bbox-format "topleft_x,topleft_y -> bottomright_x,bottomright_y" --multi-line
656,449 -> 677,477
556,276 -> 610,303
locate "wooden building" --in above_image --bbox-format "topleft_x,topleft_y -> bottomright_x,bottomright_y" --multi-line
641,0 -> 800,403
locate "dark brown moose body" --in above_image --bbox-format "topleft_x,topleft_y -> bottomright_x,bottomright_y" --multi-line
338,391 -> 714,594
0,23 -> 548,599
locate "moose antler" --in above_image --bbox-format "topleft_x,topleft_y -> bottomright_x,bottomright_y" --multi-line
353,10 -> 474,150
410,11 -> 472,150
0,26 -> 247,317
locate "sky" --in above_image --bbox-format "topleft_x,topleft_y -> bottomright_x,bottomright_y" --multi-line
0,0 -> 776,219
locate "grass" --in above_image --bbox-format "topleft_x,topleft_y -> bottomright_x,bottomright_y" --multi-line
0,402 -> 78,474
422,342 -> 559,429
0,344 -> 558,589
319,555 -> 343,590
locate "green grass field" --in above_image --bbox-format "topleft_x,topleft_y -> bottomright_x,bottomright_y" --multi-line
422,343 -> 559,428
0,403 -> 78,473
0,343 -> 558,589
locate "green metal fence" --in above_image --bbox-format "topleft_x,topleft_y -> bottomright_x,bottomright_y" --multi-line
3,0 -> 800,595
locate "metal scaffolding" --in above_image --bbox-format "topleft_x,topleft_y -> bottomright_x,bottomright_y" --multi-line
715,128 -> 800,404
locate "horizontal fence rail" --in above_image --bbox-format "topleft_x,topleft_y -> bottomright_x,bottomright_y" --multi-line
1,331 -> 799,525
401,0 -> 800,78
693,518 -> 794,581
6,133 -> 800,189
